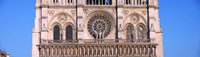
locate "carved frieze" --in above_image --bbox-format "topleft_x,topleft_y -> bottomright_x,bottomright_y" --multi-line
71,10 -> 76,16
48,10 -> 55,16
83,8 -> 89,14
140,10 -> 147,15
122,10 -> 129,15
130,15 -> 139,24
58,14 -> 67,23
111,9 -> 116,15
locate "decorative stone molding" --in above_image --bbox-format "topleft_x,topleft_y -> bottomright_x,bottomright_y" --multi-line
78,24 -> 83,31
33,0 -> 163,57
130,15 -> 139,24
87,15 -> 113,39
42,24 -> 47,31
39,43 -> 157,57
140,10 -> 147,15
111,9 -> 116,15
58,14 -> 67,23
71,10 -> 76,16
48,10 -> 55,16
83,8 -> 89,14
150,24 -> 156,32
122,10 -> 129,15
119,24 -> 123,31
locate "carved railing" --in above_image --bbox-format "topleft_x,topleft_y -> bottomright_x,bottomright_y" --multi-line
40,0 -> 76,6
85,0 -> 114,6
39,39 -> 157,57
39,0 -> 155,7
121,0 -> 155,6
41,39 -> 155,44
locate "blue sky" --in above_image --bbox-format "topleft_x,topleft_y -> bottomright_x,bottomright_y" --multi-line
0,0 -> 200,57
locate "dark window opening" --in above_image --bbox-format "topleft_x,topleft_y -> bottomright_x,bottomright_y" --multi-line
68,0 -> 73,3
125,0 -> 131,5
109,0 -> 112,5
137,25 -> 144,39
126,25 -> 134,42
95,0 -> 98,5
66,25 -> 73,42
103,0 -> 106,5
53,25 -> 60,42
53,0 -> 58,3
86,0 -> 112,5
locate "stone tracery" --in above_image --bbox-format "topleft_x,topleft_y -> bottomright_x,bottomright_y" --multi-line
58,14 -> 67,23
87,15 -> 112,39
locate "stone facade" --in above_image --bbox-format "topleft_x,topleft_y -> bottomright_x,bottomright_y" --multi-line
32,0 -> 163,57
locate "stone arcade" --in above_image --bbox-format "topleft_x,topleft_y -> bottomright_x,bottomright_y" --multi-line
32,0 -> 163,57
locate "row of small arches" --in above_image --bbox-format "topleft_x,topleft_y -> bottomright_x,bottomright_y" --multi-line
126,23 -> 146,41
53,23 -> 146,42
52,0 -> 145,5
53,24 -> 73,42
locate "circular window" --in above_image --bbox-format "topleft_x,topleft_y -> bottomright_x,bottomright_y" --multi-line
87,15 -> 112,39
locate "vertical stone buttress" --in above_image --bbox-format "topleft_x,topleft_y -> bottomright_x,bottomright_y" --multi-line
32,0 -> 40,57
149,0 -> 163,57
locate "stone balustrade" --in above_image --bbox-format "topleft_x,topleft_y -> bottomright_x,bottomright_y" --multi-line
39,39 -> 157,57
108,0 -> 155,6
38,0 -> 155,7
85,0 -> 115,6
42,39 -> 155,44
40,0 -> 76,6
123,0 -> 147,5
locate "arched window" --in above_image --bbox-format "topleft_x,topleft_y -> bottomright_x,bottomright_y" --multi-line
109,0 -> 112,5
68,0 -> 73,4
125,0 -> 131,5
53,25 -> 60,42
66,25 -> 73,42
103,0 -> 106,5
53,0 -> 58,3
137,0 -> 141,5
137,25 -> 144,39
126,25 -> 134,42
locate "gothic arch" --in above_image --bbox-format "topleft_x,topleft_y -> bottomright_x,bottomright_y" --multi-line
83,10 -> 116,26
123,12 -> 147,28
125,23 -> 134,29
136,23 -> 147,39
50,22 -> 62,30
53,24 -> 61,42
49,12 -> 75,29
125,23 -> 135,41
63,22 -> 75,30
136,23 -> 146,30
63,22 -> 76,42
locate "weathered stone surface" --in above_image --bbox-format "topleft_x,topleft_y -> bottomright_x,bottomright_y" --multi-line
32,0 -> 163,57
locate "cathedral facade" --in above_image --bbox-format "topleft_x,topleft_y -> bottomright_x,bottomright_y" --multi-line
32,0 -> 163,57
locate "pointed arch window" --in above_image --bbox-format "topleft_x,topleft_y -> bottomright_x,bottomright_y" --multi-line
137,25 -> 144,39
126,25 -> 134,42
125,0 -> 131,5
66,25 -> 73,42
53,25 -> 60,42
68,0 -> 73,4
53,0 -> 58,3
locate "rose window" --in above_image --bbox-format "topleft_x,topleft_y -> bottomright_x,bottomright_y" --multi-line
87,15 -> 112,39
